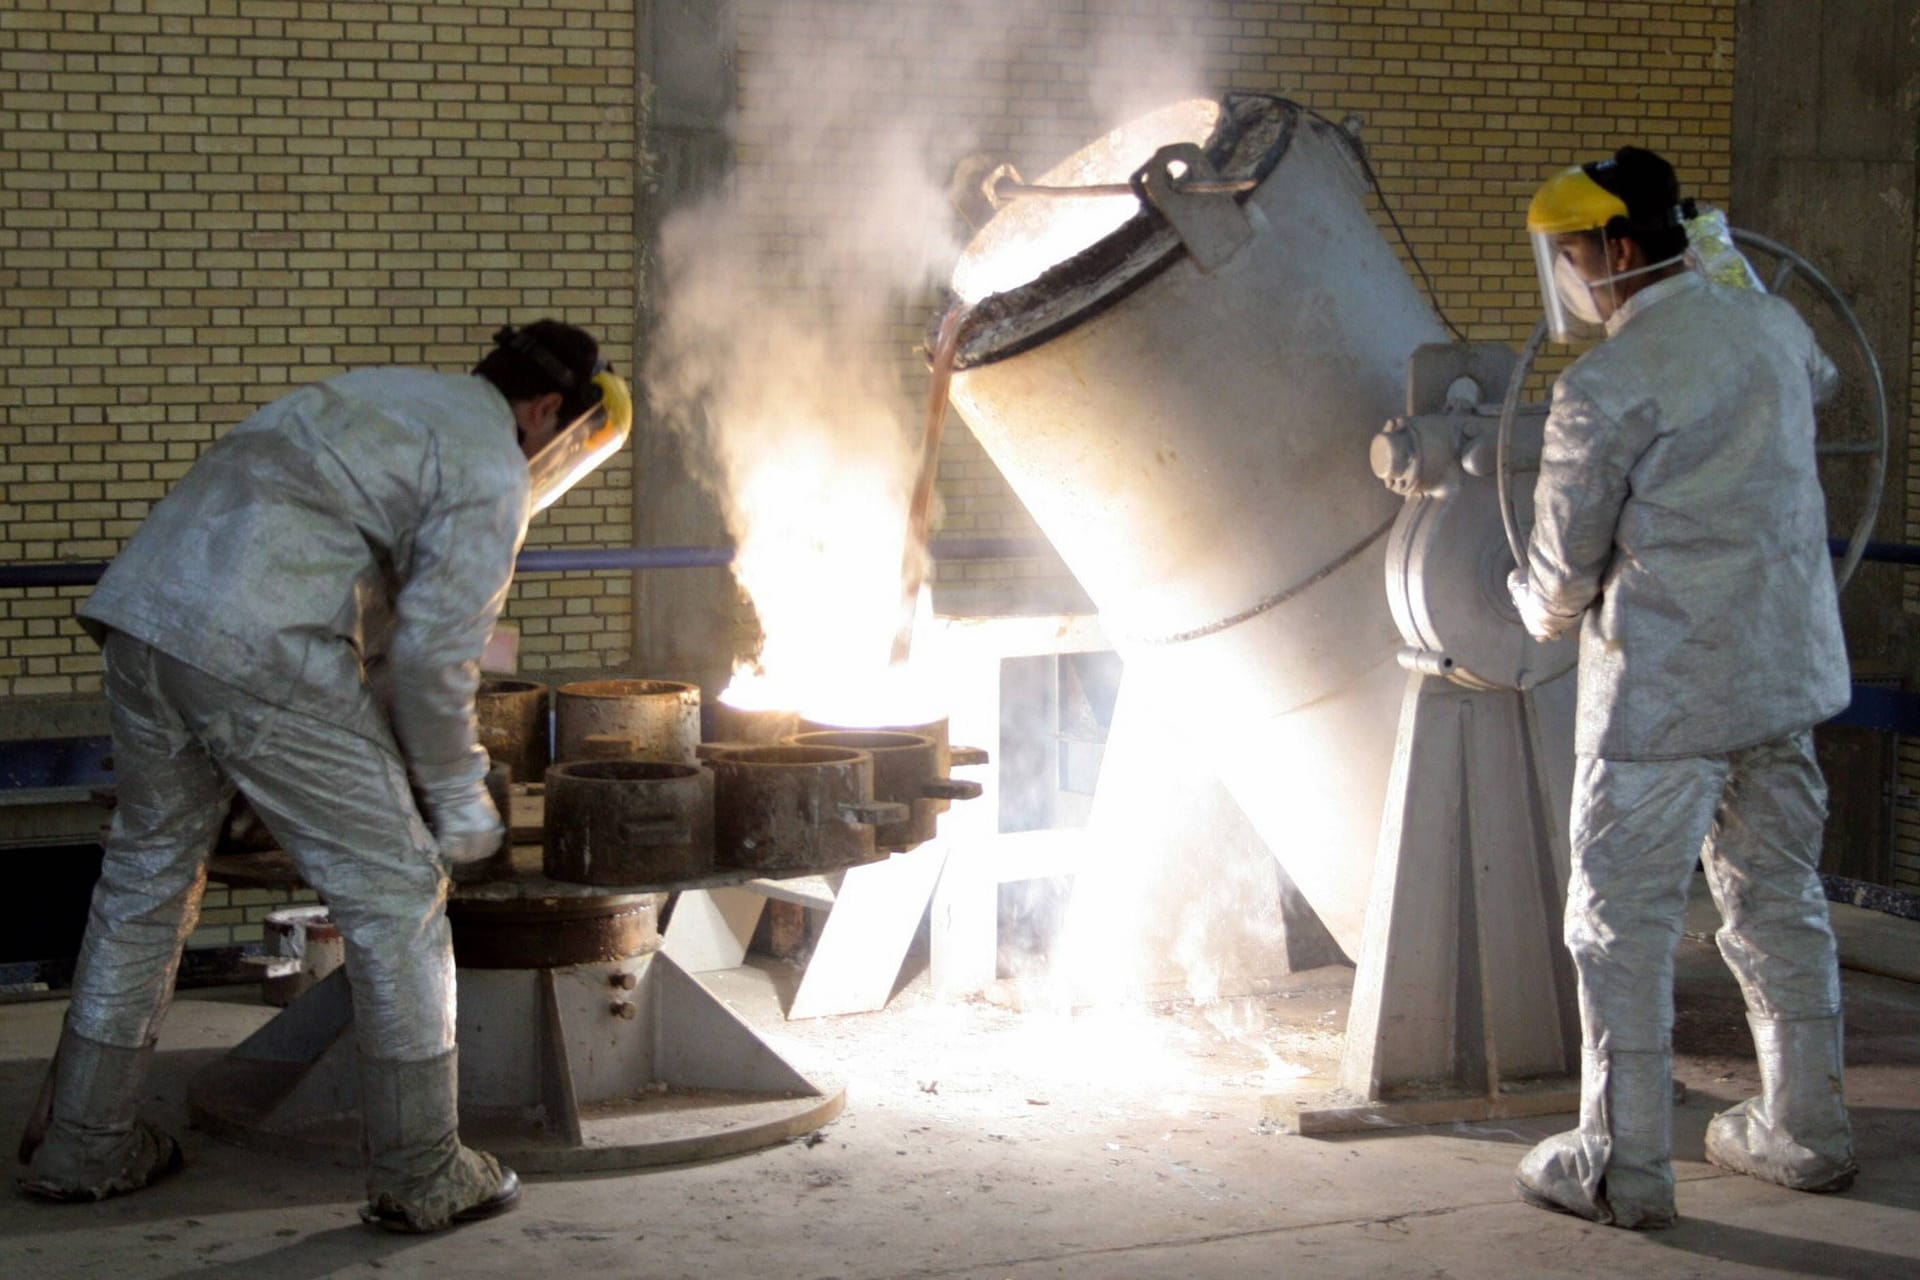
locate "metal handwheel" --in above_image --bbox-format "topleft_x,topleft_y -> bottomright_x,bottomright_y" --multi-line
1497,228 -> 1889,592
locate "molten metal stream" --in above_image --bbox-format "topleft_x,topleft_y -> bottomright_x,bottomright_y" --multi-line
888,301 -> 970,664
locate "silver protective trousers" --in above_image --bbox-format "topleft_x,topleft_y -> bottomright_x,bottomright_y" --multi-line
68,632 -> 456,1062
1567,730 -> 1842,1054
1521,730 -> 1847,1223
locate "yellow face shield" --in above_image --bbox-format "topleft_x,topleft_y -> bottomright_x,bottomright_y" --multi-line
1527,166 -> 1629,344
527,370 -> 634,514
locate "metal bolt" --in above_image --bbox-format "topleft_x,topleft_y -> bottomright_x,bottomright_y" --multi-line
1370,427 -> 1417,488
610,1000 -> 637,1020
609,971 -> 637,990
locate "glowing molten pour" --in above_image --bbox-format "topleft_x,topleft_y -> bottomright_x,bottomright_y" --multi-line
716,434 -> 945,727
720,100 -> 1222,729
722,594 -> 946,729
950,98 -> 1221,304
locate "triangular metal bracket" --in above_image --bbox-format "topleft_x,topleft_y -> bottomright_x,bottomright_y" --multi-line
1287,670 -> 1581,1133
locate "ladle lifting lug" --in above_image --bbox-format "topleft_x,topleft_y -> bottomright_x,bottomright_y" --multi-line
1133,142 -> 1254,274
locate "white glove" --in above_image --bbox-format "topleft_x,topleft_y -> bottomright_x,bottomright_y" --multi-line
413,752 -> 505,865
1507,568 -> 1580,643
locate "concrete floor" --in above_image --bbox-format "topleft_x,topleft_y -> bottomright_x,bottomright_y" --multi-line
1,907 -> 1916,1278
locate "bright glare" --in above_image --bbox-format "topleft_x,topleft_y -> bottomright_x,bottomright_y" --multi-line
951,98 -> 1220,303
718,479 -> 948,733
722,635 -> 947,728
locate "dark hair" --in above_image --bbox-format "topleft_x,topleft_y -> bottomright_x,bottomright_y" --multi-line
1583,146 -> 1692,260
473,320 -> 606,422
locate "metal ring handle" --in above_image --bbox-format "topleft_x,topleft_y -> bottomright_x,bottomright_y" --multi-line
1729,229 -> 1888,591
1495,229 -> 1889,592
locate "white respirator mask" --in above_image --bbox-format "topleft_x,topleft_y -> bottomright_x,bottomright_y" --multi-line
1534,229 -> 1686,342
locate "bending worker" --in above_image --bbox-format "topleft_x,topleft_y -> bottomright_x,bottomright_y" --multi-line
18,322 -> 631,1232
1507,147 -> 1857,1229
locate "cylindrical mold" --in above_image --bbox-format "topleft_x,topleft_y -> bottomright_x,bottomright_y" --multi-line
796,714 -> 987,813
476,678 -> 550,785
799,714 -> 950,777
707,744 -> 888,872
786,730 -> 938,850
944,97 -> 1445,957
447,895 -> 663,969
543,759 -> 715,885
554,679 -> 701,765
708,700 -> 800,747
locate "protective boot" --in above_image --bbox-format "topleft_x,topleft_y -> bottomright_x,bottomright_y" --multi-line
18,1025 -> 182,1203
1705,1014 -> 1856,1192
357,1049 -> 520,1233
1515,1048 -> 1677,1230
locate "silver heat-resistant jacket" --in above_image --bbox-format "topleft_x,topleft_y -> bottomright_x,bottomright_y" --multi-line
1525,272 -> 1850,760
81,369 -> 531,775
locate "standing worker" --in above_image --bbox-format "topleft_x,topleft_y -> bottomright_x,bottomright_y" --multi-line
1506,148 -> 1859,1229
17,323 -> 632,1232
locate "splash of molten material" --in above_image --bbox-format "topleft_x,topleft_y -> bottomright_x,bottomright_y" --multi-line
717,434 -> 945,728
720,101 -> 1220,727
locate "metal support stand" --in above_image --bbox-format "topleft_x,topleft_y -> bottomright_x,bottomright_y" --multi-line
1288,670 -> 1581,1133
667,608 -> 1113,1015
1286,340 -> 1585,1134
662,842 -> 951,1020
191,938 -> 843,1172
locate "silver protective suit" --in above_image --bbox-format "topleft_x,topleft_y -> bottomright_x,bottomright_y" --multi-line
1514,272 -> 1856,1224
81,369 -> 531,778
1525,271 -> 1848,761
32,370 -> 528,1208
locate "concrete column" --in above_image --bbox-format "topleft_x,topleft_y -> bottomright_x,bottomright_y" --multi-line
1734,1 -> 1920,883
632,2 -> 744,692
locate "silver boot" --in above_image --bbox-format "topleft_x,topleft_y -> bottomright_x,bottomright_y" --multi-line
1516,1048 -> 1677,1229
1705,1013 -> 1856,1192
357,1049 -> 520,1233
18,1025 -> 182,1203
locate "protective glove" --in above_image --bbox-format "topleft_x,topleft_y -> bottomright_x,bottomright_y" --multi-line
1507,568 -> 1581,643
412,749 -> 505,866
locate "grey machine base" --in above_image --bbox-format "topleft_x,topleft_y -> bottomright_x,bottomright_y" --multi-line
188,953 -> 844,1174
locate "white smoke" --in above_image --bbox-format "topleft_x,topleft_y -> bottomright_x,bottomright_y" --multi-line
643,4 -> 1306,1037
643,1 -> 1223,700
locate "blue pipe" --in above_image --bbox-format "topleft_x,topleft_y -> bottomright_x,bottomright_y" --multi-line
517,537 -> 1052,574
0,537 -> 1058,589
515,546 -> 735,573
1831,538 -> 1920,567
0,563 -> 104,589
6,537 -> 1911,590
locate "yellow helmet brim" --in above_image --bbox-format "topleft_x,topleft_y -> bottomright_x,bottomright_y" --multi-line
1526,166 -> 1629,235
526,371 -> 634,515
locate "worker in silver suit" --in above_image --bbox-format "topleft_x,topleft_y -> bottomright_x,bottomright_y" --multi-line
18,322 -> 631,1232
1506,147 -> 1857,1228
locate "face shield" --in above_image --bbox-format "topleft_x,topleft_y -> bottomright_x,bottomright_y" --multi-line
1527,166 -> 1630,344
527,370 -> 634,514
1531,230 -> 1609,344
1532,230 -> 1695,344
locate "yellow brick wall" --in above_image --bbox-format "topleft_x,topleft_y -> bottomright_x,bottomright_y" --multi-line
0,0 -> 637,697
186,884 -> 320,951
